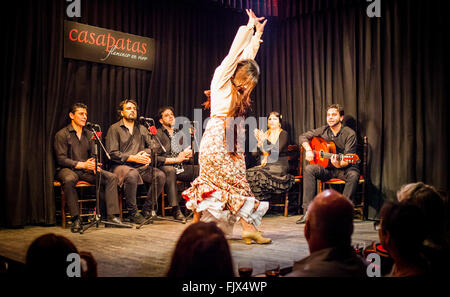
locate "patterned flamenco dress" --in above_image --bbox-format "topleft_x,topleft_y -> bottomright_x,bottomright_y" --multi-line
182,20 -> 269,236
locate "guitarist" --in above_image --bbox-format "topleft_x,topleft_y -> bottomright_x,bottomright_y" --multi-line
296,104 -> 360,224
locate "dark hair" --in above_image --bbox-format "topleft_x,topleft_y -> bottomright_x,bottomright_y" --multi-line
117,99 -> 138,119
268,111 -> 282,125
228,59 -> 260,118
380,202 -> 427,264
167,222 -> 234,278
69,103 -> 87,114
157,106 -> 175,121
326,104 -> 344,116
268,111 -> 282,120
203,59 -> 260,118
203,60 -> 259,159
398,183 -> 446,244
26,233 -> 78,277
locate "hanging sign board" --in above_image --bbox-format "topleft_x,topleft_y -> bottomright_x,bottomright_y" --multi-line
64,20 -> 155,71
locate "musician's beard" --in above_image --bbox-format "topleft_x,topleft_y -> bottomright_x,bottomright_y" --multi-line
328,120 -> 341,128
124,114 -> 137,121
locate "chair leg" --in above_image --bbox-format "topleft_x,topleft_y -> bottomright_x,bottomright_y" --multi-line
118,191 -> 123,220
284,192 -> 289,217
61,188 -> 66,229
361,182 -> 366,220
161,189 -> 165,217
298,182 -> 302,214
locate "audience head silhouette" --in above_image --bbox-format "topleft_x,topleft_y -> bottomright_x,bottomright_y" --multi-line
167,222 -> 234,277
26,233 -> 78,277
378,202 -> 428,276
305,189 -> 354,252
397,182 -> 446,244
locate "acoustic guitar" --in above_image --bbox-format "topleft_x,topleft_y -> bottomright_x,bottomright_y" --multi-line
309,137 -> 360,168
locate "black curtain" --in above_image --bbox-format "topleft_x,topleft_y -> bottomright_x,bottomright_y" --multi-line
254,0 -> 449,218
1,0 -> 448,227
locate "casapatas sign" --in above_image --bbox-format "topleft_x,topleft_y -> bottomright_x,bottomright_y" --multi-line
64,20 -> 155,71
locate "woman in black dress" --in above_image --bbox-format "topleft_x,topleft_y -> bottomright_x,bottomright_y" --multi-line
246,112 -> 295,200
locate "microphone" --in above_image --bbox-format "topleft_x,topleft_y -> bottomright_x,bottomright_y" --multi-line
86,122 -> 100,129
139,116 -> 154,124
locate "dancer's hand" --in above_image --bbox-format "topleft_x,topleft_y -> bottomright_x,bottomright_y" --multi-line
246,9 -> 264,27
246,9 -> 267,33
256,19 -> 267,33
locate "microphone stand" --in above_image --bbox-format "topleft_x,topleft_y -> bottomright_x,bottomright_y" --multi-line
81,125 -> 132,234
184,121 -> 199,221
190,121 -> 200,165
137,119 -> 186,229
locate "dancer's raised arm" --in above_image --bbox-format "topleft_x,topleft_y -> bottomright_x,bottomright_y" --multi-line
242,10 -> 267,60
212,9 -> 266,90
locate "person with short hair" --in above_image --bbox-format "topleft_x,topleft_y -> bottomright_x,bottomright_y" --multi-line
297,104 -> 360,224
105,99 -> 166,224
155,106 -> 199,222
54,103 -> 125,233
286,189 -> 367,277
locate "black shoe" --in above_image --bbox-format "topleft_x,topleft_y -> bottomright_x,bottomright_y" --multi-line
105,215 -> 132,228
142,210 -> 157,220
296,213 -> 307,224
129,212 -> 146,225
173,209 -> 187,223
71,217 -> 82,233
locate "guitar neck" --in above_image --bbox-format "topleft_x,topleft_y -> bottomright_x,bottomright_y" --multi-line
312,150 -> 342,161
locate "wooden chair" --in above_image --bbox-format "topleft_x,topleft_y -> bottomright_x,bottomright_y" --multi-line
160,180 -> 190,217
54,180 -> 96,229
317,136 -> 368,220
118,182 -> 182,219
118,184 -> 150,220
270,145 -> 303,217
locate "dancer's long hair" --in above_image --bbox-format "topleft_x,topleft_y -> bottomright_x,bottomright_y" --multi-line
203,59 -> 260,159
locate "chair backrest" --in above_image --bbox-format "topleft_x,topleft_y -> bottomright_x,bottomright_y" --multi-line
287,145 -> 303,178
357,136 -> 368,178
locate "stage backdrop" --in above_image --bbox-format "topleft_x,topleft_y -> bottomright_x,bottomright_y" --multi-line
1,0 -> 448,227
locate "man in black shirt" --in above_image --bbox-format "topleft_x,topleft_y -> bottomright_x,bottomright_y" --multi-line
105,99 -> 166,224
155,107 -> 199,222
296,104 -> 360,224
54,103 -> 126,233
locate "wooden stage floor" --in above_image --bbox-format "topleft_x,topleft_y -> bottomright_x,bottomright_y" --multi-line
0,214 -> 379,277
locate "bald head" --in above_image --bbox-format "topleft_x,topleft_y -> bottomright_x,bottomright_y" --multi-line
305,190 -> 355,252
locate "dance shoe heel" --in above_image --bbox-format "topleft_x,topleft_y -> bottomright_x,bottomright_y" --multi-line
242,230 -> 272,245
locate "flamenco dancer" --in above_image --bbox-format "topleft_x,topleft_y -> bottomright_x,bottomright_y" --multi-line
182,9 -> 271,244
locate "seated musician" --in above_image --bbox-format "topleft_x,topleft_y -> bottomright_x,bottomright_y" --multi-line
155,106 -> 199,223
54,103 -> 127,232
296,104 -> 360,224
105,99 -> 166,225
246,111 -> 294,200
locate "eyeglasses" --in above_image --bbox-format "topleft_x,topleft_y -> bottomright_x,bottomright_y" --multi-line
373,221 -> 381,231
